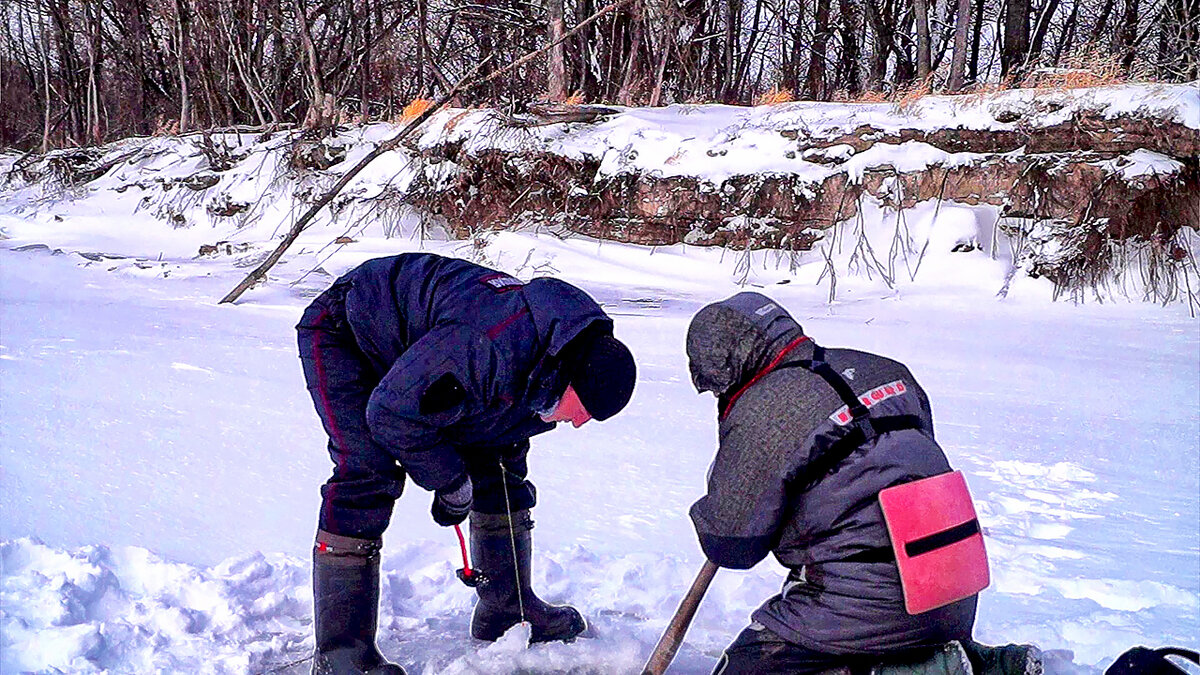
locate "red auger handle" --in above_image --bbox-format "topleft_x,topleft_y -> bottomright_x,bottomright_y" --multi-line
454,524 -> 472,577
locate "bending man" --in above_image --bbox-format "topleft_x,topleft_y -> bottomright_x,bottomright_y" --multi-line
297,253 -> 636,674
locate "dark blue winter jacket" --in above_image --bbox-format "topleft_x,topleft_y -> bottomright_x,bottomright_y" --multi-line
337,253 -> 611,491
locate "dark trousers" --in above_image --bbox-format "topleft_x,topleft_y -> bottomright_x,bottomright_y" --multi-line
297,282 -> 535,539
713,624 -> 940,675
713,624 -> 848,675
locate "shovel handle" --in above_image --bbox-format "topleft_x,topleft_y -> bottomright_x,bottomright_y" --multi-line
641,559 -> 720,675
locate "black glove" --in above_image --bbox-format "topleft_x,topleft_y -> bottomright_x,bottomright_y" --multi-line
431,474 -> 473,527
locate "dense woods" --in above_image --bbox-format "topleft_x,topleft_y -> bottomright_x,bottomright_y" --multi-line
1,0 -> 1197,151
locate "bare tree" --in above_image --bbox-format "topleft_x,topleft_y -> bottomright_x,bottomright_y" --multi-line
838,0 -> 864,95
547,0 -> 567,101
297,0 -> 330,129
914,0 -> 932,81
1118,0 -> 1140,72
808,0 -> 832,99
722,0 -> 743,101
947,0 -> 971,90
38,0 -> 52,151
865,0 -> 889,90
968,0 -> 985,83
1051,0 -> 1081,66
1028,0 -> 1062,68
1002,0 -> 1031,78
2,0 -> 1197,151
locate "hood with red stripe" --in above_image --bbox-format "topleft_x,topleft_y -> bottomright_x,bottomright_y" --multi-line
685,292 -> 806,397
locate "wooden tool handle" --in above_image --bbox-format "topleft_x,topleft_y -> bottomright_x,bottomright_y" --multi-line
641,559 -> 720,675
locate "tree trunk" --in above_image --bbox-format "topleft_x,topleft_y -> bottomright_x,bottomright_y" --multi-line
296,0 -> 328,129
968,0 -> 984,84
893,3 -> 917,85
173,0 -> 190,133
48,0 -> 83,143
1181,0 -> 1200,80
271,0 -> 285,122
807,0 -> 831,99
722,0 -> 742,102
360,0 -> 371,118
1002,0 -> 1031,79
914,0 -> 932,81
733,0 -> 765,95
1028,0 -> 1062,67
617,10 -> 646,105
574,0 -> 597,101
87,0 -> 102,143
649,0 -> 677,106
866,0 -> 888,90
947,0 -> 971,91
417,0 -> 453,97
1119,0 -> 1139,72
547,0 -> 567,101
1052,0 -> 1081,66
39,0 -> 52,151
1089,0 -> 1117,47
838,0 -> 863,95
780,0 -> 805,94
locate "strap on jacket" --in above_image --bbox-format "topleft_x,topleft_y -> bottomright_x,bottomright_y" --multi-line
776,344 -> 924,492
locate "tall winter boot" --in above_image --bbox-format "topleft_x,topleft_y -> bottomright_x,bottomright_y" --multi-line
469,510 -> 587,643
312,530 -> 406,675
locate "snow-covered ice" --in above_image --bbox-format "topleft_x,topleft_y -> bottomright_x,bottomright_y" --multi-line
1,89 -> 1197,673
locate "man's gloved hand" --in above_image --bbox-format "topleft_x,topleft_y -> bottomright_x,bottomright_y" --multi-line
431,474 -> 473,526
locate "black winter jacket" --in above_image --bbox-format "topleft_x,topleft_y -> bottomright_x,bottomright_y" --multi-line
686,292 -> 976,655
336,253 -> 611,491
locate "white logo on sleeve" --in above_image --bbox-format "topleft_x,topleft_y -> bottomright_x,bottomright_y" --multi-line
481,274 -> 524,291
754,302 -> 778,316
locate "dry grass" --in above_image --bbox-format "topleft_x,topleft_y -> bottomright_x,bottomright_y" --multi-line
398,98 -> 435,122
893,78 -> 932,114
833,89 -> 889,103
153,116 -> 180,136
952,77 -> 1019,107
830,49 -> 1141,109
753,87 -> 794,105
1021,48 -> 1126,90
443,109 -> 475,134
564,91 -> 585,105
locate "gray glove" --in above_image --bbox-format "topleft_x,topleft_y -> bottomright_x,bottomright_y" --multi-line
431,474 -> 473,526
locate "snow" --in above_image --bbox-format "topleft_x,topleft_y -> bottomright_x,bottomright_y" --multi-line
416,82 -> 1199,185
2,85 -> 1198,674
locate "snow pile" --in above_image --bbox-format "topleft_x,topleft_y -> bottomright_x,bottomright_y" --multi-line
1,539 -> 309,673
0,535 -> 766,675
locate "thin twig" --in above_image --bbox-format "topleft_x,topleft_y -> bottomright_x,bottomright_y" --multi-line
219,63 -> 484,304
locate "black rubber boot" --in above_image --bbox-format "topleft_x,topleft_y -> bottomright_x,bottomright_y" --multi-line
469,510 -> 587,644
312,530 -> 406,675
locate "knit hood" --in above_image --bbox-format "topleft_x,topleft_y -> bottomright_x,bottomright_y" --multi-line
685,292 -> 805,397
